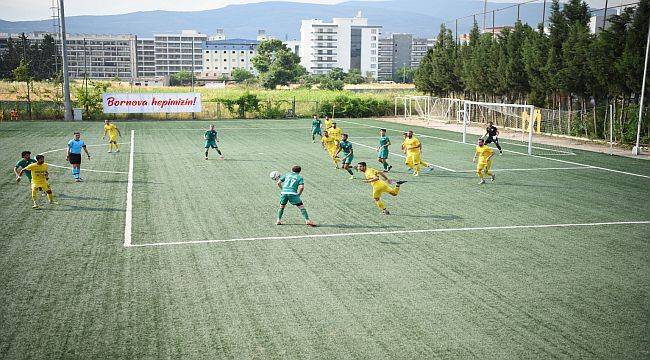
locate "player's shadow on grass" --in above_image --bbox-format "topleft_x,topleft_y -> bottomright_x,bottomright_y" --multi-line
48,205 -> 124,212
57,193 -> 106,201
279,223 -> 403,229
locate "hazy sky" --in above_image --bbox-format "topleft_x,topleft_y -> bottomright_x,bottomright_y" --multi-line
1,0 -> 617,21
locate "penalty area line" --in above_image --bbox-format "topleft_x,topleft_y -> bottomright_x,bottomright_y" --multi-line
126,220 -> 650,248
123,130 -> 135,247
337,120 -> 650,180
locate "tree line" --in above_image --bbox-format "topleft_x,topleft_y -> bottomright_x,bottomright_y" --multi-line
415,0 -> 649,143
0,33 -> 59,81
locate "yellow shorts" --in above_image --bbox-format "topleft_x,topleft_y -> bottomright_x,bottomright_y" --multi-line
371,182 -> 399,199
109,136 -> 118,142
405,152 -> 421,166
477,160 -> 493,172
32,182 -> 50,192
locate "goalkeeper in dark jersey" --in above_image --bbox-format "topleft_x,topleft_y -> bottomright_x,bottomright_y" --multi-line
483,121 -> 503,154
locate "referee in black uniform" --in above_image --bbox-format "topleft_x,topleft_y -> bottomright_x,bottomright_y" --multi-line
484,121 -> 502,154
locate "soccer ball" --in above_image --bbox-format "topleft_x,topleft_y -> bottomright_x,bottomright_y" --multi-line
269,171 -> 281,181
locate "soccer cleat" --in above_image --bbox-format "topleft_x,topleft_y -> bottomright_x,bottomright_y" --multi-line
426,164 -> 435,172
349,175 -> 355,180
491,173 -> 496,182
396,180 -> 407,186
381,209 -> 390,215
276,220 -> 283,225
306,220 -> 316,227
75,178 -> 82,182
205,156 -> 209,160
108,150 -> 112,153
499,151 -> 503,155
413,171 -> 419,177
387,165 -> 393,172
312,140 -> 315,143
32,203 -> 39,209
116,149 -> 120,153
478,179 -> 486,184
219,156 -> 225,160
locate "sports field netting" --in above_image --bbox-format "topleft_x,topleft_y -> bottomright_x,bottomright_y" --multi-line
1,118 -> 648,358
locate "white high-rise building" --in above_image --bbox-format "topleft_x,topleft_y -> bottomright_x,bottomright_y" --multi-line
300,12 -> 381,78
154,30 -> 207,77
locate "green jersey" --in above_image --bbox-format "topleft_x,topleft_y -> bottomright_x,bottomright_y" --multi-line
311,119 -> 322,129
279,172 -> 304,195
379,136 -> 390,149
205,130 -> 217,141
339,140 -> 353,154
16,158 -> 37,180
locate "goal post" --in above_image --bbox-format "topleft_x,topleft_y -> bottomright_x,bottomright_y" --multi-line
463,100 -> 535,155
395,96 -> 464,124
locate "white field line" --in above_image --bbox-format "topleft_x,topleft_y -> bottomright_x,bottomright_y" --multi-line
127,220 -> 650,248
338,120 -> 650,180
455,166 -> 593,173
499,140 -> 576,155
40,142 -> 129,154
123,130 -> 135,247
47,163 -> 128,175
42,142 -> 130,174
350,141 -> 457,172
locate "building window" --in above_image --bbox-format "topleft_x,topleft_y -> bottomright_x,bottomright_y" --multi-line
371,50 -> 376,55
371,29 -> 377,34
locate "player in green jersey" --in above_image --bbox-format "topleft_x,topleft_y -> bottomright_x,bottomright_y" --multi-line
311,114 -> 323,143
275,165 -> 316,227
377,128 -> 393,172
14,151 -> 37,183
336,133 -> 355,179
204,125 -> 224,160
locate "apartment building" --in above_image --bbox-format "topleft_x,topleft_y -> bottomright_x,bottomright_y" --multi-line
154,30 -> 207,77
300,12 -> 381,78
201,38 -> 259,79
377,33 -> 434,81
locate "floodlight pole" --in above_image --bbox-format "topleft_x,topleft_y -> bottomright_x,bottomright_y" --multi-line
609,103 -> 613,155
58,0 -> 72,120
191,38 -> 195,119
633,19 -> 650,156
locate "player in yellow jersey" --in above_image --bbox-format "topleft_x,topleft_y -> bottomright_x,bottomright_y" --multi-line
19,154 -> 56,208
473,138 -> 496,184
328,122 -> 343,143
324,115 -> 333,131
321,131 -> 341,168
102,119 -> 122,153
402,130 -> 434,176
356,162 -> 406,215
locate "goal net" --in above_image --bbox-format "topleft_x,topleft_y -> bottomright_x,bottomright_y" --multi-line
395,96 -> 463,124
463,101 -> 575,156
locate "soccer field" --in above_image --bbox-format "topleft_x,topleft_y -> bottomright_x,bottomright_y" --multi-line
1,118 -> 649,359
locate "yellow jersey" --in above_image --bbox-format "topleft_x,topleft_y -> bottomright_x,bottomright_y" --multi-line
104,123 -> 119,138
329,127 -> 343,141
475,145 -> 494,164
325,119 -> 333,129
321,136 -> 338,149
364,167 -> 386,187
24,162 -> 48,186
402,137 -> 421,154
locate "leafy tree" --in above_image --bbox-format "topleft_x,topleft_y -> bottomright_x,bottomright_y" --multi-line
220,92 -> 260,118
319,77 -> 344,91
252,39 -> 304,89
522,25 -> 550,106
395,66 -> 416,83
562,0 -> 590,27
75,81 -> 110,118
344,69 -> 365,84
327,67 -> 346,81
12,58 -> 32,118
414,49 -> 436,95
170,70 -> 195,86
231,68 -> 254,83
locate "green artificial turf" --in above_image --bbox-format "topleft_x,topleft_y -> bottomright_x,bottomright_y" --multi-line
1,118 -> 648,359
